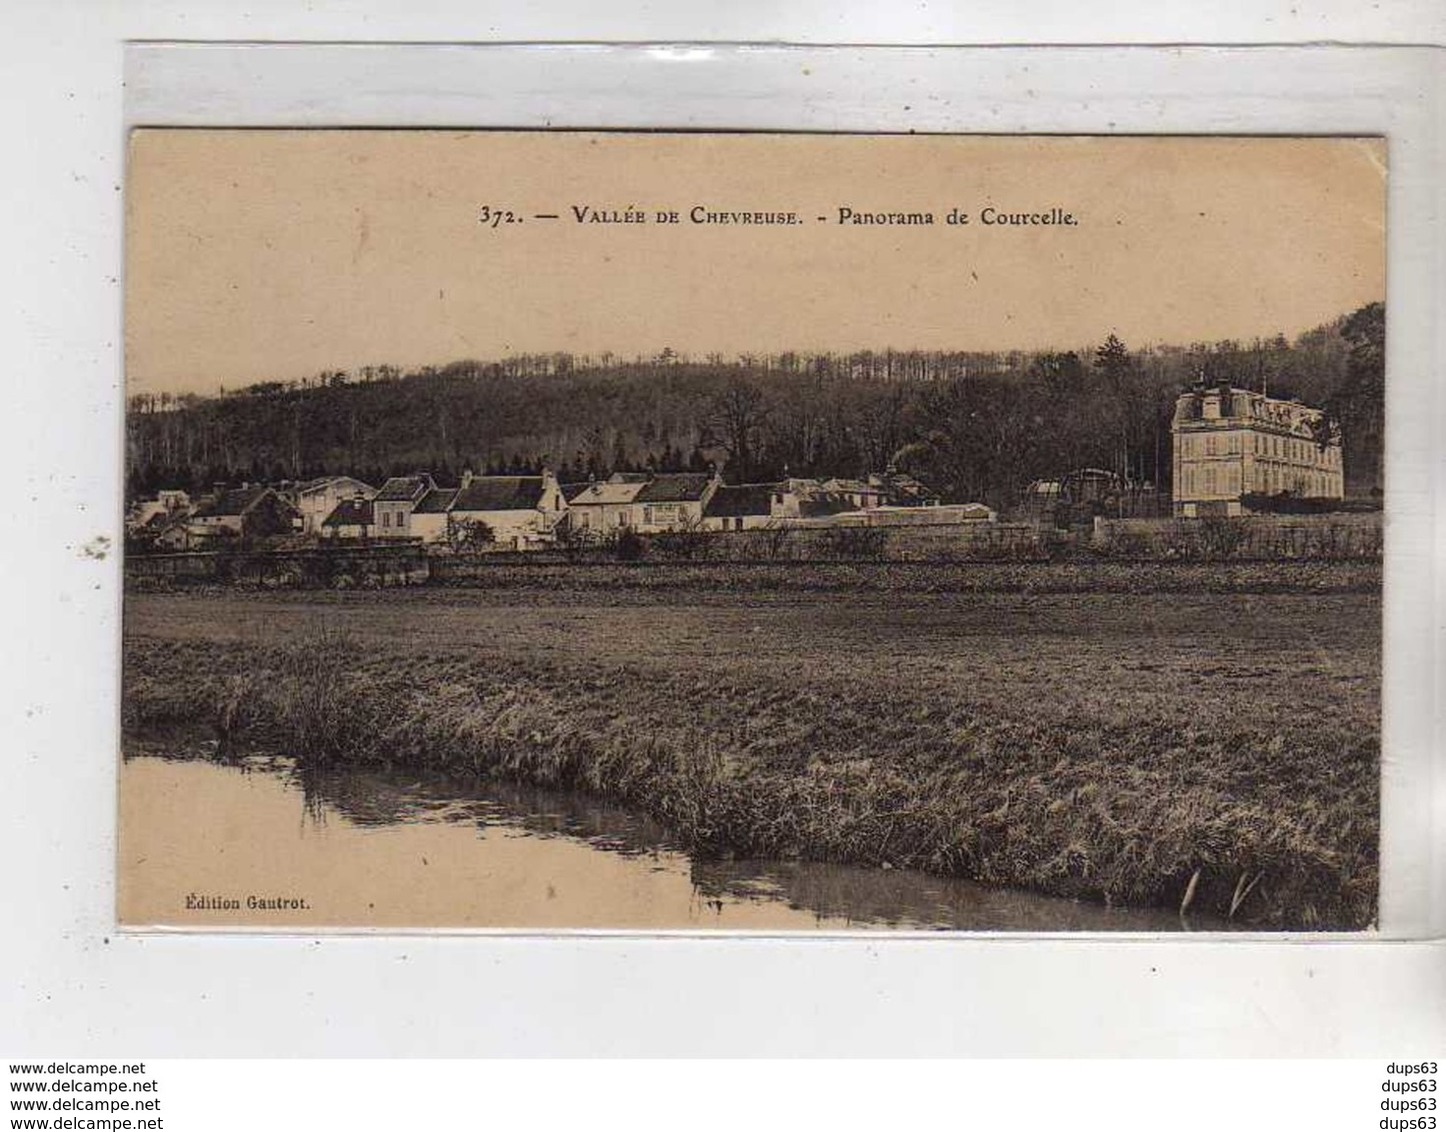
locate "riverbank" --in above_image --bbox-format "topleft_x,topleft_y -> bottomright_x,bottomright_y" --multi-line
121,575 -> 1381,930
121,751 -> 1222,931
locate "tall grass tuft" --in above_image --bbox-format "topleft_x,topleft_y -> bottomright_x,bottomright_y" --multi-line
265,625 -> 382,763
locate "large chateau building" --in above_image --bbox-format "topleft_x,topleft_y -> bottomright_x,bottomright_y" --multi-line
1171,385 -> 1343,517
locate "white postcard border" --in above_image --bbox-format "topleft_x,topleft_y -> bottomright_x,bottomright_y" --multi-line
4,36 -> 1441,1058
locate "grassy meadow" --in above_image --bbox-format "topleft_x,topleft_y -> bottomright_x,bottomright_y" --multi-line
122,563 -> 1381,929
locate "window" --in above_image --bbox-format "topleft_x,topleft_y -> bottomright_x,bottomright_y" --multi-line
382,511 -> 390,528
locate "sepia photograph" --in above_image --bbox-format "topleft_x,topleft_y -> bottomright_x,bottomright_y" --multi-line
119,130 -> 1386,933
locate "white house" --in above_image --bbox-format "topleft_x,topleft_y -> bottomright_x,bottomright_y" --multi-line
631,471 -> 721,532
701,483 -> 778,531
294,476 -> 375,534
821,477 -> 889,510
564,473 -> 650,534
444,471 -> 566,549
371,474 -> 436,538
187,485 -> 301,542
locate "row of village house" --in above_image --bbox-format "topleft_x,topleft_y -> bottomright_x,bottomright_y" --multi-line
127,385 -> 1352,551
127,469 -> 998,552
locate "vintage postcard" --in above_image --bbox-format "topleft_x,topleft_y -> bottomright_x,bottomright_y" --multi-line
120,131 -> 1385,932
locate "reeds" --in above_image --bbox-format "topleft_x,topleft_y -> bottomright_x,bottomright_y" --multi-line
121,579 -> 1381,930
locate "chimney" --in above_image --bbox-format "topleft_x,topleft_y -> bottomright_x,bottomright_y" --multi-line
461,468 -> 474,489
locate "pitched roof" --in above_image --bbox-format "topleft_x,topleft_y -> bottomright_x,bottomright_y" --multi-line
560,482 -> 592,502
139,512 -> 190,538
798,493 -> 860,518
322,498 -> 374,527
154,517 -> 191,541
822,477 -> 881,495
191,485 -> 272,518
451,476 -> 545,513
872,473 -> 940,503
413,487 -> 459,514
704,483 -> 776,519
568,480 -> 647,506
298,475 -> 374,497
635,473 -> 713,503
374,475 -> 435,503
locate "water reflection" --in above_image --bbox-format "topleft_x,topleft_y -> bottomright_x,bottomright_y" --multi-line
295,761 -> 679,860
120,750 -> 1224,932
689,859 -> 1213,932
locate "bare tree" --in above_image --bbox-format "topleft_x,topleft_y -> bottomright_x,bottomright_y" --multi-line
701,380 -> 770,478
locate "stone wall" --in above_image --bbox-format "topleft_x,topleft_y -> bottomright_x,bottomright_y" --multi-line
1092,512 -> 1382,560
126,543 -> 430,588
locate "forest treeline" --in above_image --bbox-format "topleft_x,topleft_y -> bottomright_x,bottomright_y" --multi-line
126,303 -> 1384,507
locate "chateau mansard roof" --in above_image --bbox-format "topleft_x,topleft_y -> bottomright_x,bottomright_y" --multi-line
1173,386 -> 1330,438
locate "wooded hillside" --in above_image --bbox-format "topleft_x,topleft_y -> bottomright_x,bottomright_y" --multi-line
126,303 -> 1384,507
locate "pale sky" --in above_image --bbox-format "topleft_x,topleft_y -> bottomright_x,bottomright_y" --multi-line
126,131 -> 1386,396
